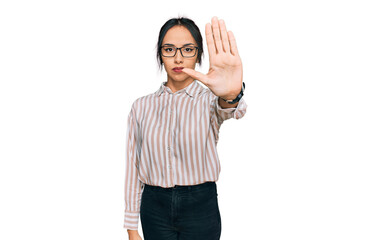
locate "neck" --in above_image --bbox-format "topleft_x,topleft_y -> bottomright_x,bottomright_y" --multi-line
165,78 -> 194,93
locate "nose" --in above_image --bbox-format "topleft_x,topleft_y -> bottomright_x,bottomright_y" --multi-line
174,49 -> 183,63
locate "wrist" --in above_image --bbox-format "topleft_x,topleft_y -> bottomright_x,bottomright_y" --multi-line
220,93 -> 239,101
220,82 -> 245,104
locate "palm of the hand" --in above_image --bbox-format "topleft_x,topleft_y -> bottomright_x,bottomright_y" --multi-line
206,50 -> 243,98
182,16 -> 243,100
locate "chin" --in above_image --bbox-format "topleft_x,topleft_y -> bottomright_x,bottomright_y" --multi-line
170,75 -> 187,81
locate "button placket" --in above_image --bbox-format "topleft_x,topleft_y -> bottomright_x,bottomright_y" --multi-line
168,94 -> 174,185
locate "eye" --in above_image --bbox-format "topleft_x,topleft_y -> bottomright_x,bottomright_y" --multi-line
184,47 -> 195,52
164,47 -> 173,52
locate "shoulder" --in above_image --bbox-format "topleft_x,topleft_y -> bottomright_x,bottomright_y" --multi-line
190,81 -> 215,99
128,92 -> 157,116
198,86 -> 218,105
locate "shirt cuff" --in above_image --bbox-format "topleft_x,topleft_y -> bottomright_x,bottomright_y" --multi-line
215,97 -> 247,120
123,211 -> 140,230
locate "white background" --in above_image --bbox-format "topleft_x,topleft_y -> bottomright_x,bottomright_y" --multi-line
1,0 -> 370,239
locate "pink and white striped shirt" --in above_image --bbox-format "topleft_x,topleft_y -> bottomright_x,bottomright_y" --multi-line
123,80 -> 247,230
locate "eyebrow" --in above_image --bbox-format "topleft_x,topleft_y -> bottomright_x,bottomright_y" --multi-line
163,43 -> 195,47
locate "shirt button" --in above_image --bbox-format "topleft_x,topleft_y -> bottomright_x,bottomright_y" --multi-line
167,146 -> 170,151
168,165 -> 172,169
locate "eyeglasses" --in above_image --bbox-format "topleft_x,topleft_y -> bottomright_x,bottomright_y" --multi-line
161,45 -> 198,58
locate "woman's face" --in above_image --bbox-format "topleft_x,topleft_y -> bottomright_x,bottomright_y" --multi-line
161,25 -> 199,83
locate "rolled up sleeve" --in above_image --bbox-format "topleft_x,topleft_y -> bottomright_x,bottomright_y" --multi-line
214,96 -> 247,124
209,93 -> 247,144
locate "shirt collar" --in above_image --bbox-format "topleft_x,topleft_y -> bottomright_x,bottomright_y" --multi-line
155,80 -> 203,98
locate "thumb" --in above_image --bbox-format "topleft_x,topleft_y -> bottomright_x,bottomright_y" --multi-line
181,68 -> 208,84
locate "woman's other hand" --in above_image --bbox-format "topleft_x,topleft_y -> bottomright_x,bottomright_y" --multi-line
127,229 -> 142,240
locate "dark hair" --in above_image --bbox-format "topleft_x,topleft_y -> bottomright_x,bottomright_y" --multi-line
156,17 -> 203,72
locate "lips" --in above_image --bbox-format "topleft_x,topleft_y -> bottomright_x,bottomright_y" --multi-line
173,67 -> 184,73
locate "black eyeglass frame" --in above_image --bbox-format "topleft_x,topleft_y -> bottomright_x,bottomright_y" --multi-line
160,45 -> 199,58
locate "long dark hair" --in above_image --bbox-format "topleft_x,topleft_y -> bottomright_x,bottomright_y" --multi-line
156,17 -> 204,72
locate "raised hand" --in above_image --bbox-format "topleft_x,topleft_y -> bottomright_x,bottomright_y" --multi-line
181,16 -> 243,100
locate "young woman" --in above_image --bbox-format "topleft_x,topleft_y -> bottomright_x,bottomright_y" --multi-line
123,16 -> 247,240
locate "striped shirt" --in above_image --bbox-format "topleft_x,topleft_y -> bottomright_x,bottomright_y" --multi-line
123,80 -> 247,230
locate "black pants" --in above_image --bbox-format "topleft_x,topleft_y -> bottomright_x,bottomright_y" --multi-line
140,181 -> 222,240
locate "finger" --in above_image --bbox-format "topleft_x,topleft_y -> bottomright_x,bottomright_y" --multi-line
205,23 -> 216,57
211,16 -> 223,54
218,19 -> 230,53
228,31 -> 239,56
181,68 -> 209,85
